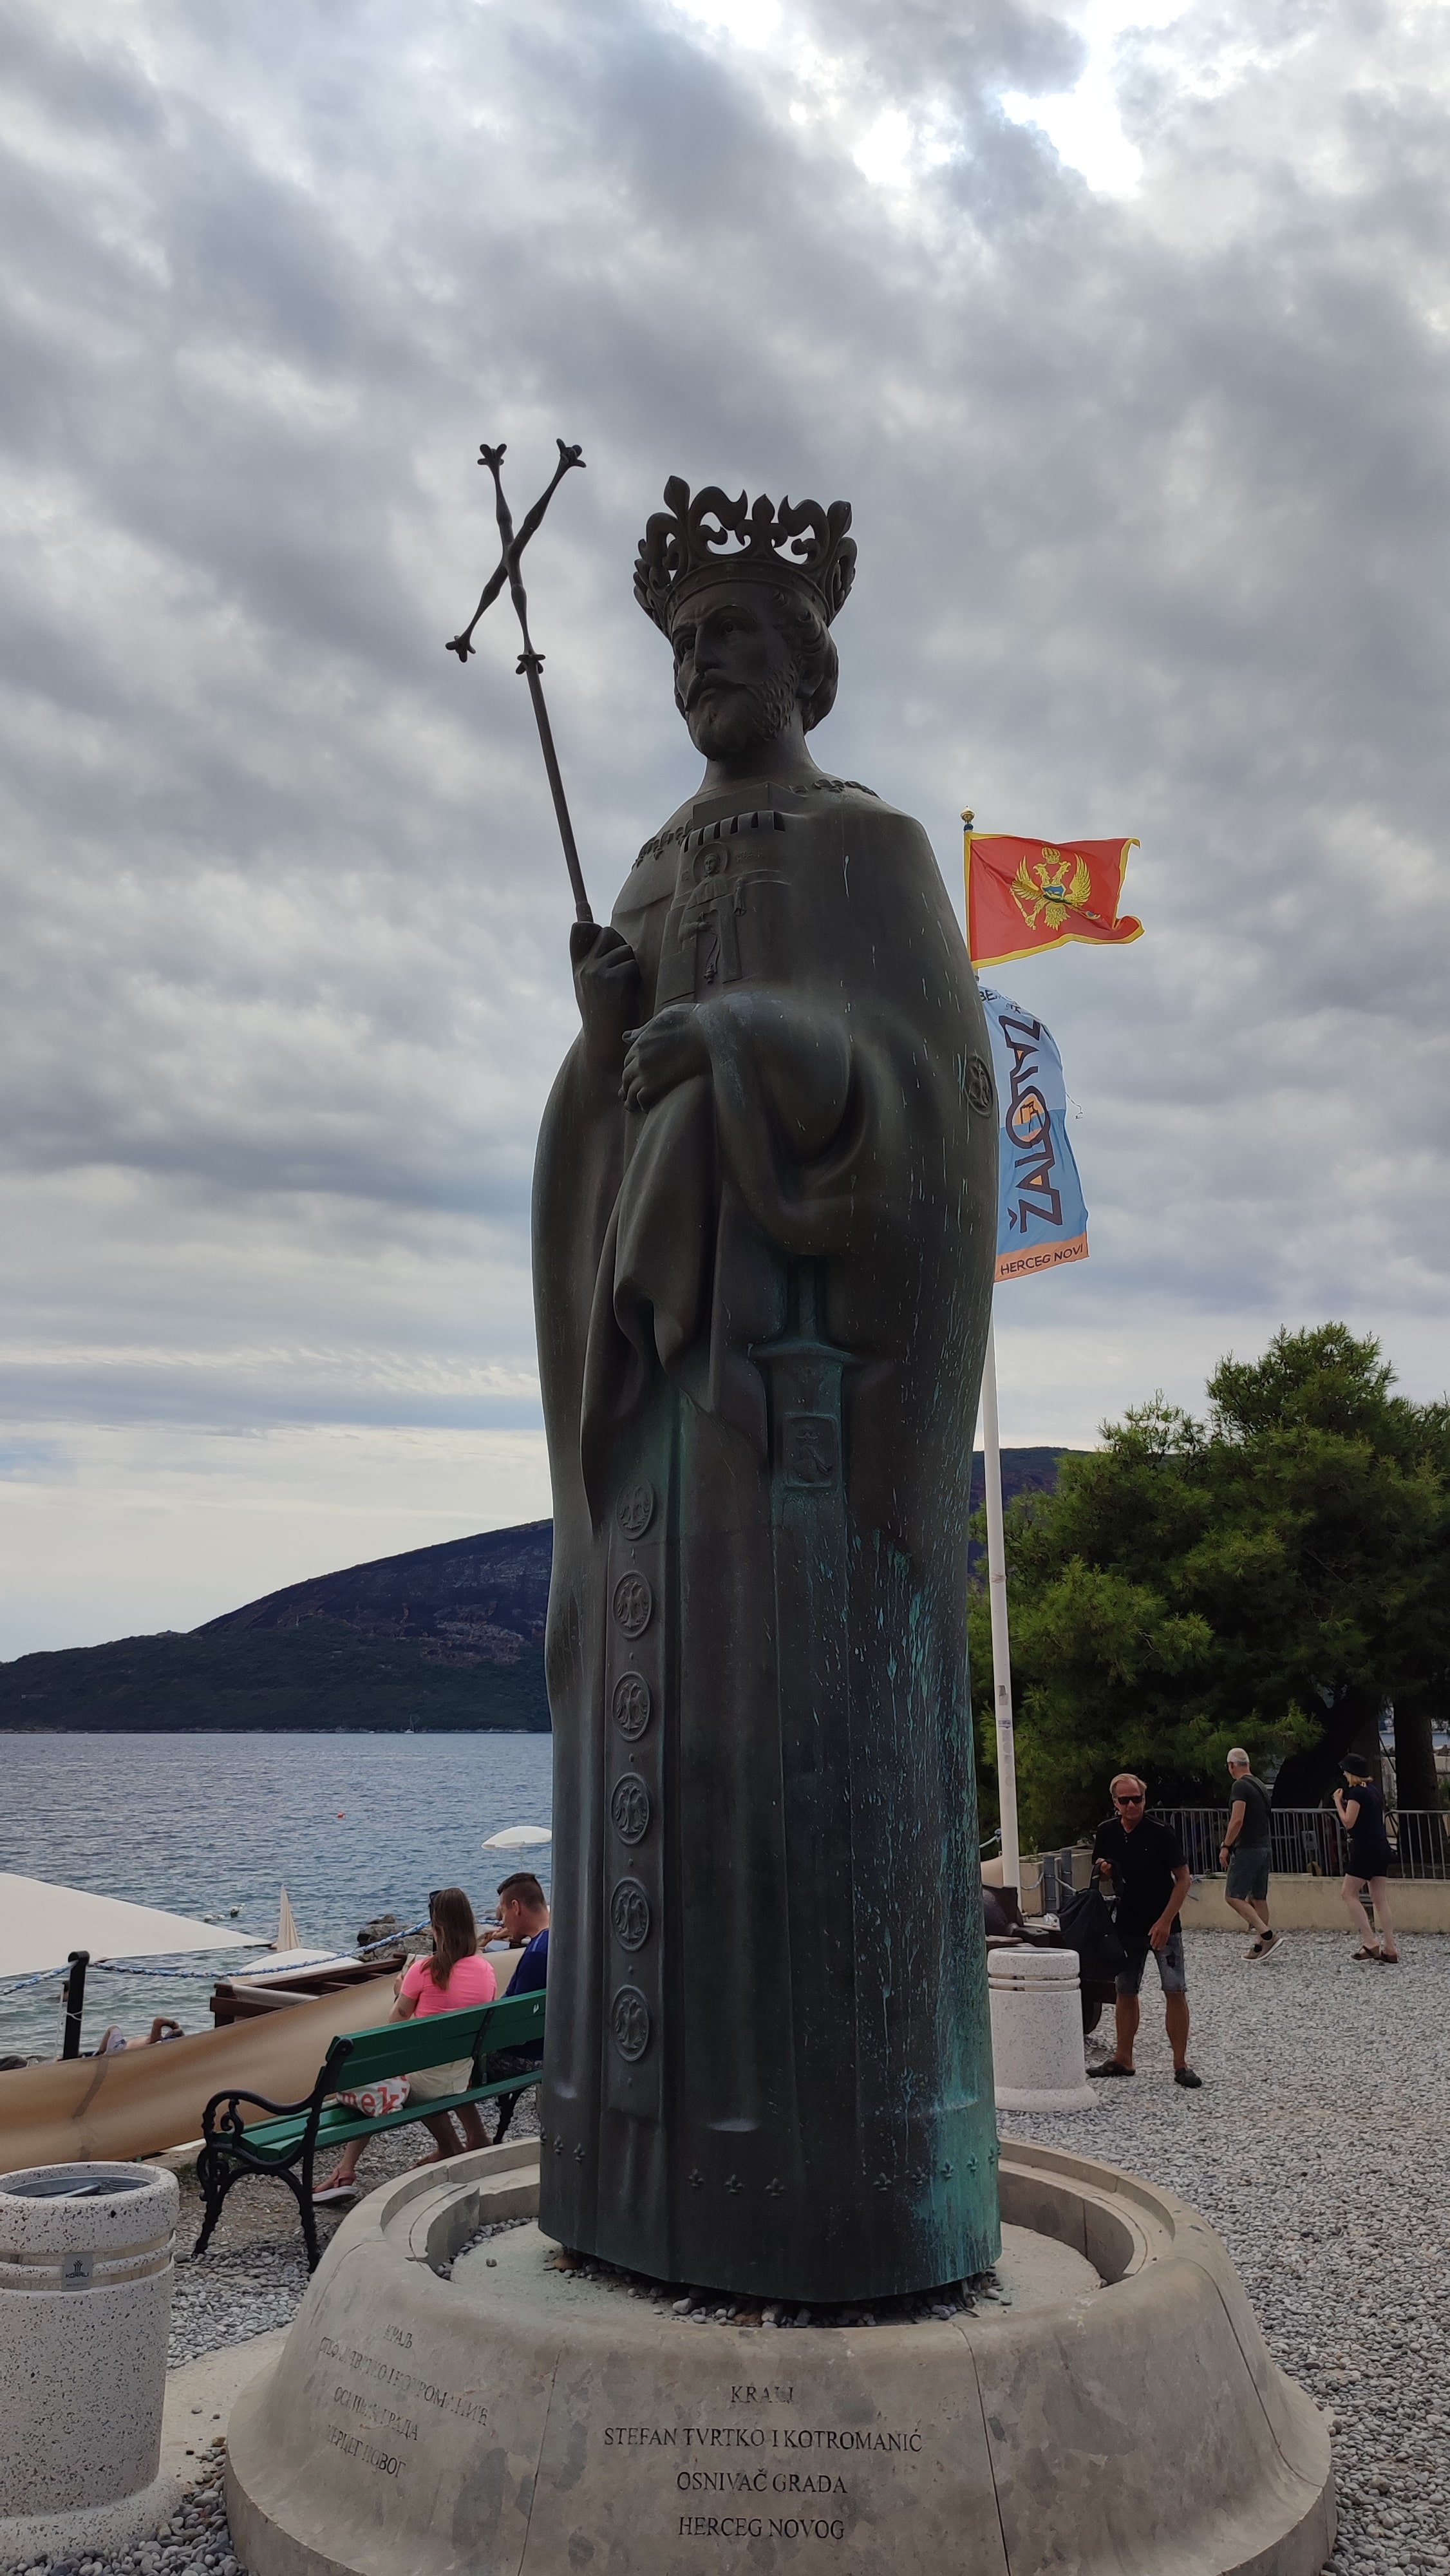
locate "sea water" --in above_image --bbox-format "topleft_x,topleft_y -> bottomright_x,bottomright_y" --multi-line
0,1730 -> 552,2062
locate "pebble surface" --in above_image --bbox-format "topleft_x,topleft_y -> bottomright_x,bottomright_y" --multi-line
8,2439 -> 236,2576
10,1935 -> 1442,2575
1012,1928 -> 1449,2576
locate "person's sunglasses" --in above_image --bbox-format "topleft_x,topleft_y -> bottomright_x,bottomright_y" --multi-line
1114,1793 -> 1145,1806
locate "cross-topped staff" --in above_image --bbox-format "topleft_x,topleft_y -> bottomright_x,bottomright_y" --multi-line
447,437 -> 593,924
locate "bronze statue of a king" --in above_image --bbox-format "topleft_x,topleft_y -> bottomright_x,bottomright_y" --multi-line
532,479 -> 1001,2304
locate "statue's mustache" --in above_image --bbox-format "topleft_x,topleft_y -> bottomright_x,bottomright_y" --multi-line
685,673 -> 741,712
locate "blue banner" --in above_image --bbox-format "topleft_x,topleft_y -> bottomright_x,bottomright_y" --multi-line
979,987 -> 1089,1283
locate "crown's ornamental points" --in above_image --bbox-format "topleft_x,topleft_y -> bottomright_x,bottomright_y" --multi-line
634,478 -> 857,634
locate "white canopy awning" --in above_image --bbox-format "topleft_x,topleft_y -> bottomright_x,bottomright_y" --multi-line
0,1874 -> 263,1980
482,1825 -> 552,1850
232,1947 -> 357,1979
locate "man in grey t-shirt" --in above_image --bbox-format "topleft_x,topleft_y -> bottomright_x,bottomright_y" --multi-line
1219,1748 -> 1278,1955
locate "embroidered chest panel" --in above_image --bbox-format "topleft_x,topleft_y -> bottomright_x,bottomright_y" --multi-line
654,807 -> 802,1007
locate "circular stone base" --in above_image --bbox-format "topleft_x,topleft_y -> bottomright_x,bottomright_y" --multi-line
0,2470 -> 179,2572
227,2136 -> 1333,2576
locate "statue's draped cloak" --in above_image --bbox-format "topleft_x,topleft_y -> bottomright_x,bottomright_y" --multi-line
532,774 -> 1000,2302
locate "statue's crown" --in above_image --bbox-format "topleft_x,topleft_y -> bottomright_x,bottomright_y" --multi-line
634,478 -> 857,634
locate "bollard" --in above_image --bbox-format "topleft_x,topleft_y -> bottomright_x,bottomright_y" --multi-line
988,1945 -> 1097,2112
61,1949 -> 90,2060
0,2161 -> 180,2569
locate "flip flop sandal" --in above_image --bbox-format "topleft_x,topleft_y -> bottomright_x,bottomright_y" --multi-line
1088,2060 -> 1136,2078
1350,1946 -> 1382,1960
312,2183 -> 361,2204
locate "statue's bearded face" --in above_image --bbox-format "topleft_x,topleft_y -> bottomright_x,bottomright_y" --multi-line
670,585 -> 801,758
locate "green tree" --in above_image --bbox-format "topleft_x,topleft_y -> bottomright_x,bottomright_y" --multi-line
971,1325 -> 1450,1848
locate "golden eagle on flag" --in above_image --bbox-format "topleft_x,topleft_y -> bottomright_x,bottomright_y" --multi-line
966,830 -> 1142,966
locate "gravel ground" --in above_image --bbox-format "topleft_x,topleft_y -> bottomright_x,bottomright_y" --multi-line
1014,1928 -> 1450,2576
10,1934 -> 1443,2574
165,2085 -> 541,2367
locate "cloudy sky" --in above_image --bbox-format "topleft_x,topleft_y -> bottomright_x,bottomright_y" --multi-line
2,0 -> 1447,1656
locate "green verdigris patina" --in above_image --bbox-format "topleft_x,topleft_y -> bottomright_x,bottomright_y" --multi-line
531,480 -> 999,2302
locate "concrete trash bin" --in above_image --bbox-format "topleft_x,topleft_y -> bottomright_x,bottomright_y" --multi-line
988,1945 -> 1096,2112
0,2161 -> 180,2569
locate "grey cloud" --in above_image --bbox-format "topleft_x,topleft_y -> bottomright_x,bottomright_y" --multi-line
1,0 -> 1447,1643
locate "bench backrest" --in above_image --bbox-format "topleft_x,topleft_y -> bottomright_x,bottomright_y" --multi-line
330,1989 -> 545,2090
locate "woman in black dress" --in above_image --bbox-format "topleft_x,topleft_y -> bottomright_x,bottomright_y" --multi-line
1333,1758 -> 1399,1962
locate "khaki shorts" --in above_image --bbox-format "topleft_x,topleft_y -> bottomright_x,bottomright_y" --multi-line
404,2058 -> 473,2104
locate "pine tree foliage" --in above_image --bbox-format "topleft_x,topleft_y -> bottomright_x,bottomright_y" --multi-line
970,1325 -> 1450,1849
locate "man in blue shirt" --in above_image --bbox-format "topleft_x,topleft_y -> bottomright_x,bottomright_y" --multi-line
481,1872 -> 550,2140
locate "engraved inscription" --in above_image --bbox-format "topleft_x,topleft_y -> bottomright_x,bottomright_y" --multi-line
327,2427 -> 401,2476
610,1877 -> 652,1950
332,2385 -> 419,2443
602,2420 -> 920,2453
611,1985 -> 652,2061
612,1671 -> 652,1739
678,2514 -> 847,2541
613,1571 -> 654,1636
617,1480 -> 655,1539
314,2334 -> 487,2427
610,1774 -> 652,1844
603,2403 -> 927,2547
781,1412 -> 840,1488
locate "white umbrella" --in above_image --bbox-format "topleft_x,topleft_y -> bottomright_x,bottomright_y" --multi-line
482,1826 -> 552,1850
0,1873 -> 263,1980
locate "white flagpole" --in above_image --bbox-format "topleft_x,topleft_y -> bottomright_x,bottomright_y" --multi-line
979,1310 -> 1021,1891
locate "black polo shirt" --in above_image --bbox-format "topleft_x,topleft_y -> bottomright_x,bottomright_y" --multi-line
1092,1814 -> 1187,1942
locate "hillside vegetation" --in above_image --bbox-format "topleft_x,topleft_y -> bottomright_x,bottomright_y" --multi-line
3,1462 -> 1071,1732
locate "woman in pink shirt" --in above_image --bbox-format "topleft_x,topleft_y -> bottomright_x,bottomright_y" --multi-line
319,1886 -> 495,2197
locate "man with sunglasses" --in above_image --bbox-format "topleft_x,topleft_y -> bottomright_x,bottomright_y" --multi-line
1089,1774 -> 1201,2087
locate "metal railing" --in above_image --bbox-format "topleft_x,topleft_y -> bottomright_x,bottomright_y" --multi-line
1150,1806 -> 1450,1882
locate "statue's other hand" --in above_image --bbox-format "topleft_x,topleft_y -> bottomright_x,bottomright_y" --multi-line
619,1007 -> 710,1114
571,921 -> 639,1063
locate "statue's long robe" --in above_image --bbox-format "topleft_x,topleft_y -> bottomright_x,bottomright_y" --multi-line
532,772 -> 1000,2303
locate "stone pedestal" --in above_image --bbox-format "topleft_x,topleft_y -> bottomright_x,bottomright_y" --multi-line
0,2161 -> 179,2569
989,1946 -> 1096,2112
226,2136 -> 1332,2576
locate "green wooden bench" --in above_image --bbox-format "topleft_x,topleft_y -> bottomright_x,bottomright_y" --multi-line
194,1988 -> 546,2269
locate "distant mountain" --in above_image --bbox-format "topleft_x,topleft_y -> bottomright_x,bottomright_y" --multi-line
0,1456 -> 1078,1731
202,1519 -> 552,1661
0,1622 -> 551,1736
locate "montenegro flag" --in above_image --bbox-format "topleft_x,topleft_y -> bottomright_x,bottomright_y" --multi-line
965,830 -> 1142,967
